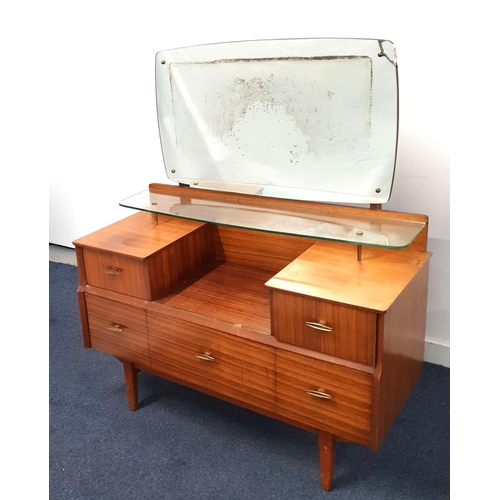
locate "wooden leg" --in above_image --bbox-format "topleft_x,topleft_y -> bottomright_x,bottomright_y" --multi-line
122,361 -> 139,410
318,430 -> 335,491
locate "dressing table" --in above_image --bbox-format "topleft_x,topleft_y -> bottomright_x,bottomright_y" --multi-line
73,38 -> 431,491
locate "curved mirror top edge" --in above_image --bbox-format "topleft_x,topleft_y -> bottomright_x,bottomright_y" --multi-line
155,38 -> 399,205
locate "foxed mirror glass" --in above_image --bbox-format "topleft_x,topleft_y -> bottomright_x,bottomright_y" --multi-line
155,38 -> 398,204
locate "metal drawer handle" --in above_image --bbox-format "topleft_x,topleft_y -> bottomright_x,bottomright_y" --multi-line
305,322 -> 332,332
104,267 -> 120,275
106,324 -> 123,333
195,353 -> 215,362
306,390 -> 332,399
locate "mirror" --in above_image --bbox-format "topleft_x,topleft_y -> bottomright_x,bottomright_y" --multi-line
156,38 -> 398,204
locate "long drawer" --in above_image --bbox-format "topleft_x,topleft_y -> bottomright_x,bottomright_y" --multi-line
271,290 -> 376,366
275,350 -> 373,444
86,294 -> 150,367
147,312 -> 275,411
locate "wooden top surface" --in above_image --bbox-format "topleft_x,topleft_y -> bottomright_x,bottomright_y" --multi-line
266,241 -> 432,313
158,262 -> 274,334
72,212 -> 206,259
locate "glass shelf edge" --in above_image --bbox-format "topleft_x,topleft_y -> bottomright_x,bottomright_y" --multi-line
119,189 -> 425,250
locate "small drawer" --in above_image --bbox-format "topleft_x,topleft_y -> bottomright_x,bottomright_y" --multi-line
271,291 -> 376,366
276,350 -> 372,444
147,312 -> 275,411
86,294 -> 150,367
84,248 -> 152,300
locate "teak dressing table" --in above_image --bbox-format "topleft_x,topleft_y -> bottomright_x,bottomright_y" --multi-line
73,39 -> 431,491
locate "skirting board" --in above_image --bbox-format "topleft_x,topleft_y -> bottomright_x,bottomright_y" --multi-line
424,339 -> 450,368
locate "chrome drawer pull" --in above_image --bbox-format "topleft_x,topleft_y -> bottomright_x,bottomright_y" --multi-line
306,390 -> 332,399
305,322 -> 332,332
195,353 -> 215,362
104,267 -> 120,275
107,324 -> 123,333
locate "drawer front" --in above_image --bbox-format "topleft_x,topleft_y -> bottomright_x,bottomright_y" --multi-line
86,294 -> 150,366
84,248 -> 150,299
271,291 -> 376,366
148,312 -> 275,411
276,350 -> 372,444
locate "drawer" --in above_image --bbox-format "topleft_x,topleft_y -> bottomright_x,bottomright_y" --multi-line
86,294 -> 150,367
79,220 -> 217,301
147,312 -> 275,411
84,248 -> 152,300
271,291 -> 376,366
276,350 -> 372,444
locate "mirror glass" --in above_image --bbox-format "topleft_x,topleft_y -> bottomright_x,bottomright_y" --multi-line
156,38 -> 398,204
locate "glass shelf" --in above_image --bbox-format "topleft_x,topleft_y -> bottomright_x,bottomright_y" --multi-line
120,186 -> 425,249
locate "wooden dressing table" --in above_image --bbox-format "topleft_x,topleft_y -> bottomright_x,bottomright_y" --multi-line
73,39 -> 431,491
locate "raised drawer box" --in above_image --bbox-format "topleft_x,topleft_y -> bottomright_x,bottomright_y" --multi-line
271,290 -> 377,366
76,212 -> 216,301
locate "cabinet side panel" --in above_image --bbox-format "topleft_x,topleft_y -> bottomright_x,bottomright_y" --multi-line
75,246 -> 87,287
77,291 -> 91,348
371,260 -> 430,450
75,246 -> 91,347
215,226 -> 315,272
150,224 -> 216,299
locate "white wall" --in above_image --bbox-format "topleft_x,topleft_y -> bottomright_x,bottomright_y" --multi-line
39,2 -> 449,365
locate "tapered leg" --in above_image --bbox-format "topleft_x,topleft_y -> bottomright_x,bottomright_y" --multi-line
122,361 -> 139,410
318,430 -> 335,490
